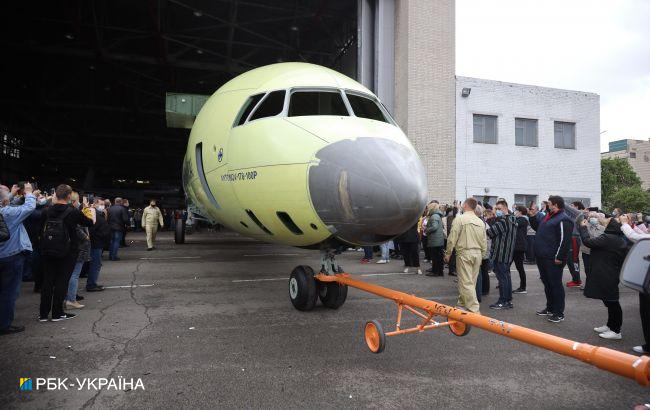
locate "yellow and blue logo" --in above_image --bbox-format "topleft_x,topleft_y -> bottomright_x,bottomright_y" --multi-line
19,378 -> 32,391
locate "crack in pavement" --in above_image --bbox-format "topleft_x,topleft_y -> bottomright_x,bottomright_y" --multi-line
82,262 -> 154,409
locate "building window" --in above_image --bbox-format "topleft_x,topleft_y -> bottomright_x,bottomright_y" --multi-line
514,194 -> 538,207
515,118 -> 538,147
554,121 -> 576,149
564,197 -> 591,207
629,152 -> 636,159
1,134 -> 21,158
473,114 -> 498,144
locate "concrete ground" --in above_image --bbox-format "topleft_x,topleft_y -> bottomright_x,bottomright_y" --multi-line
1,230 -> 648,409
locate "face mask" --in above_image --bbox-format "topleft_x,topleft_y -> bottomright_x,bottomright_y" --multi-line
612,211 -> 619,217
96,205 -> 105,212
495,210 -> 504,217
588,218 -> 598,226
38,199 -> 48,206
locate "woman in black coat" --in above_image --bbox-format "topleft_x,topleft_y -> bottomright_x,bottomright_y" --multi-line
394,223 -> 421,275
578,218 -> 629,340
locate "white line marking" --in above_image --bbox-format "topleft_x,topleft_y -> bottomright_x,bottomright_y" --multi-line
232,278 -> 286,283
139,256 -> 202,260
103,284 -> 156,289
243,253 -> 299,257
361,272 -> 413,277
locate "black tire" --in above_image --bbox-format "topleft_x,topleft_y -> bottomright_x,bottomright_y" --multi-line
318,282 -> 348,309
364,320 -> 386,353
174,219 -> 186,244
289,266 -> 318,311
449,321 -> 471,337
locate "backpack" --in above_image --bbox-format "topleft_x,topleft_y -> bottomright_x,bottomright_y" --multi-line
41,207 -> 73,258
0,213 -> 9,243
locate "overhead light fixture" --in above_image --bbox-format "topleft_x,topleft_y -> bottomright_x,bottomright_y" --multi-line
193,10 -> 202,17
196,49 -> 203,54
197,80 -> 204,85
181,98 -> 187,103
290,25 -> 299,31
89,65 -> 95,70
461,87 -> 471,97
64,33 -> 74,40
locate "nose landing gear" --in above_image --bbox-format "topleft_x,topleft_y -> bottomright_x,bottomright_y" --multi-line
288,249 -> 348,311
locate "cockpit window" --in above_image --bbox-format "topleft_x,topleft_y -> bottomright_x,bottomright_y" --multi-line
234,93 -> 264,126
345,93 -> 389,123
249,90 -> 286,121
288,91 -> 349,117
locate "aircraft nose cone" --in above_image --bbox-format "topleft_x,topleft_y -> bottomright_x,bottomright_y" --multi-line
308,137 -> 428,246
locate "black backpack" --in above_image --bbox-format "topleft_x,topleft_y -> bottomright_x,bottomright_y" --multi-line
0,213 -> 9,243
41,207 -> 73,258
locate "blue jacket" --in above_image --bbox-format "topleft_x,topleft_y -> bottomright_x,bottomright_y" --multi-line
0,194 -> 36,258
530,209 -> 573,261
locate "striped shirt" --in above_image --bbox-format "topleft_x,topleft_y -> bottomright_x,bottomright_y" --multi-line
487,213 -> 518,263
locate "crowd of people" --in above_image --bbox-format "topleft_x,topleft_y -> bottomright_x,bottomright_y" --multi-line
361,195 -> 650,355
0,181 -> 169,335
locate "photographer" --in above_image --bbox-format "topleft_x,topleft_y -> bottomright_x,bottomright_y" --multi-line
0,182 -> 37,335
39,184 -> 94,322
619,214 -> 650,354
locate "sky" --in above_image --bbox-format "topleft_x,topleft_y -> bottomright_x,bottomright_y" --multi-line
456,0 -> 650,152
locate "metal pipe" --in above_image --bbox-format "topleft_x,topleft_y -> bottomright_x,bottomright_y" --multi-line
315,273 -> 650,387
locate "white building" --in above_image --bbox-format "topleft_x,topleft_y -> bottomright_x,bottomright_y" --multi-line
455,76 -> 601,207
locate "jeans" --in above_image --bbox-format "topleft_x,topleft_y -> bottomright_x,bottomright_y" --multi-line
493,261 -> 512,304
363,246 -> 373,260
40,253 -> 77,319
88,248 -> 103,289
582,253 -> 591,279
22,250 -> 34,281
537,258 -> 566,316
66,260 -> 84,302
430,246 -> 444,275
603,300 -> 622,333
525,235 -> 536,262
109,230 -> 124,260
0,253 -> 26,329
567,237 -> 581,282
380,242 -> 390,261
511,250 -> 526,289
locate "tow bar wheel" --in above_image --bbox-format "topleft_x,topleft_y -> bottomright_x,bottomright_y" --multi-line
289,266 -> 318,311
449,320 -> 471,337
365,320 -> 386,353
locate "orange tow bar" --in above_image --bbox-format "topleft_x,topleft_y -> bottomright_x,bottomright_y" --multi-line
315,273 -> 650,387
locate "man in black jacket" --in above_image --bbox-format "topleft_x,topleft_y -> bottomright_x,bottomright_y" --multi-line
107,197 -> 129,261
529,195 -> 573,323
87,198 -> 110,291
39,184 -> 94,321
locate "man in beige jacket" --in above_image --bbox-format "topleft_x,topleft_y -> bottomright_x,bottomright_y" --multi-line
444,198 -> 487,313
142,200 -> 164,251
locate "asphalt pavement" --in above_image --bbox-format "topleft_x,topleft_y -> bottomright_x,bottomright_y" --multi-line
1,230 -> 648,409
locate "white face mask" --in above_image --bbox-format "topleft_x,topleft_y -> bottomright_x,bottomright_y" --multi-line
96,205 -> 105,212
588,217 -> 598,226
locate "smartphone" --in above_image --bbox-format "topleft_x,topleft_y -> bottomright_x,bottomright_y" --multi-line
50,188 -> 55,195
588,207 -> 598,212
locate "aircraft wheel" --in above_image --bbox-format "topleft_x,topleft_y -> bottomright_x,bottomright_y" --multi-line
318,282 -> 348,309
289,266 -> 318,311
449,320 -> 471,337
364,320 -> 386,353
174,219 -> 186,244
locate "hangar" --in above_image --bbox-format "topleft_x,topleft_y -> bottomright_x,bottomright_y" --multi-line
1,0 -> 456,204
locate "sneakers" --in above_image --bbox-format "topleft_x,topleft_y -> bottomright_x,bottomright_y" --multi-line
376,259 -> 389,264
547,314 -> 565,323
0,325 -> 25,335
86,285 -> 105,292
360,258 -> 370,264
536,308 -> 553,316
147,248 -> 153,251
448,271 -> 457,277
65,300 -> 85,309
76,294 -> 84,301
403,267 -> 410,273
566,280 -> 582,288
599,330 -> 622,340
594,325 -> 610,333
38,316 -> 48,322
489,302 -> 509,310
417,269 -> 423,275
633,346 -> 650,354
513,288 -> 527,294
51,313 -> 76,322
